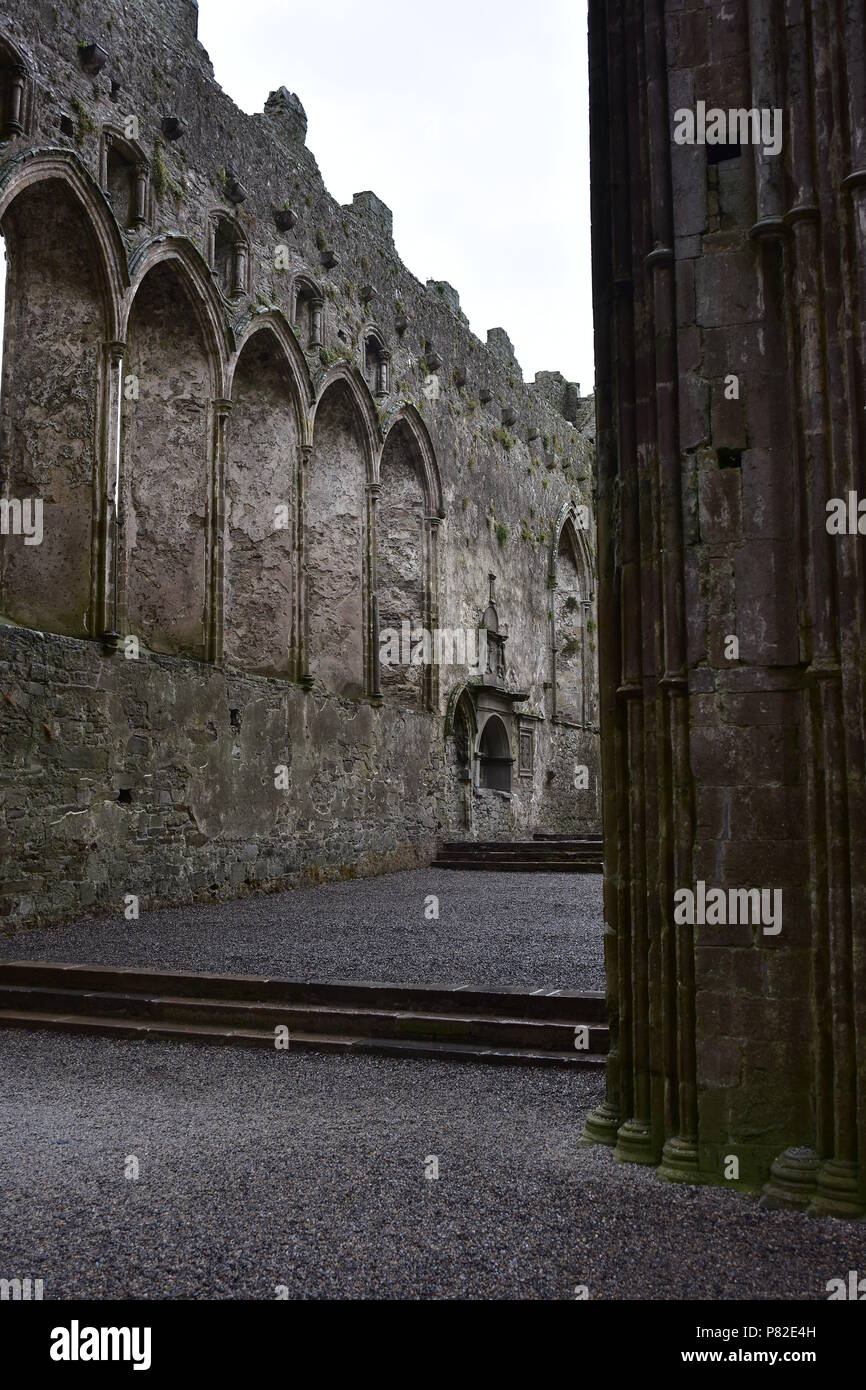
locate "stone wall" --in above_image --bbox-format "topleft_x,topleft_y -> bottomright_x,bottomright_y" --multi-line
0,0 -> 600,928
585,0 -> 866,1216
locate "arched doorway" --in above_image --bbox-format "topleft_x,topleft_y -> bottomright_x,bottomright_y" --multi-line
478,714 -> 512,792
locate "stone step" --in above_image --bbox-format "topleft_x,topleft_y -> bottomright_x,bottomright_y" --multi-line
436,849 -> 602,860
0,1009 -> 605,1069
0,961 -> 608,1068
0,984 -> 608,1053
533,832 -> 603,843
0,961 -> 606,1022
431,858 -> 603,873
439,834 -> 603,845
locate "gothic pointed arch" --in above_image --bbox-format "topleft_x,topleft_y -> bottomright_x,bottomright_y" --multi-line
0,147 -> 129,338
380,404 -> 444,518
230,310 -> 315,432
126,235 -> 231,396
549,498 -> 594,598
224,318 -> 303,675
549,499 -> 596,726
444,680 -> 478,829
121,254 -> 218,657
311,361 -> 381,481
307,373 -> 375,697
377,412 -> 431,706
0,152 -> 126,635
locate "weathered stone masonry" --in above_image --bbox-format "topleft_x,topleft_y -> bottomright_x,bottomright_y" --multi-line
0,0 -> 599,928
586,0 -> 866,1213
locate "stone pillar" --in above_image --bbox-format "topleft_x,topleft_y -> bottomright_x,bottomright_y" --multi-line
8,64 -> 26,136
376,349 -> 391,398
208,399 -> 231,665
310,298 -> 324,349
585,0 -> 865,1210
133,163 -> 149,227
232,241 -> 248,297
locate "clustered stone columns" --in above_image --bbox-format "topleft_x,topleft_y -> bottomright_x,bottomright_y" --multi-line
585,0 -> 866,1212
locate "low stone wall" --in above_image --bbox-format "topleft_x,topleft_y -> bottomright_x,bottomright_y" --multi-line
0,624 -> 600,929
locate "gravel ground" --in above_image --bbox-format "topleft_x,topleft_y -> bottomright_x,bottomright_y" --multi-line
0,870 -> 605,992
0,1028 -> 862,1300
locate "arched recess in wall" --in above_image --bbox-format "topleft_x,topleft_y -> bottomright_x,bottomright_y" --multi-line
377,416 -> 429,705
0,170 -> 116,635
293,275 -> 323,350
121,257 -> 218,658
307,371 -> 376,698
208,211 -> 249,301
364,327 -> 391,398
100,126 -> 150,231
550,503 -> 595,725
225,322 -> 302,675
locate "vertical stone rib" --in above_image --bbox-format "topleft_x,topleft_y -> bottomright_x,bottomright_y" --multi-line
94,340 -> 124,638
424,515 -> 441,712
583,0 -> 623,1147
610,1 -> 653,1166
839,0 -> 866,1219
805,0 -> 860,1217
643,0 -> 699,1180
296,442 -> 313,687
365,480 -> 380,699
207,398 -> 230,666
763,2 -> 832,1209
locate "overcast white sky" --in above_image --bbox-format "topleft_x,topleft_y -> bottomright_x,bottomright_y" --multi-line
196,0 -> 593,390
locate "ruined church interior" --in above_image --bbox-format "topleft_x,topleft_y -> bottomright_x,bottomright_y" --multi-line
0,0 -> 864,1343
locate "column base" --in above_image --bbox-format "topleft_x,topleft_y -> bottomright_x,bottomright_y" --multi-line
614,1118 -> 656,1165
760,1147 -> 820,1211
808,1159 -> 864,1220
657,1135 -> 706,1184
580,1099 -> 619,1147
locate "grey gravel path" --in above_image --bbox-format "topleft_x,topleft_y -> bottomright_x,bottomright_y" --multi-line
0,1029 -> 862,1300
0,870 -> 605,992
